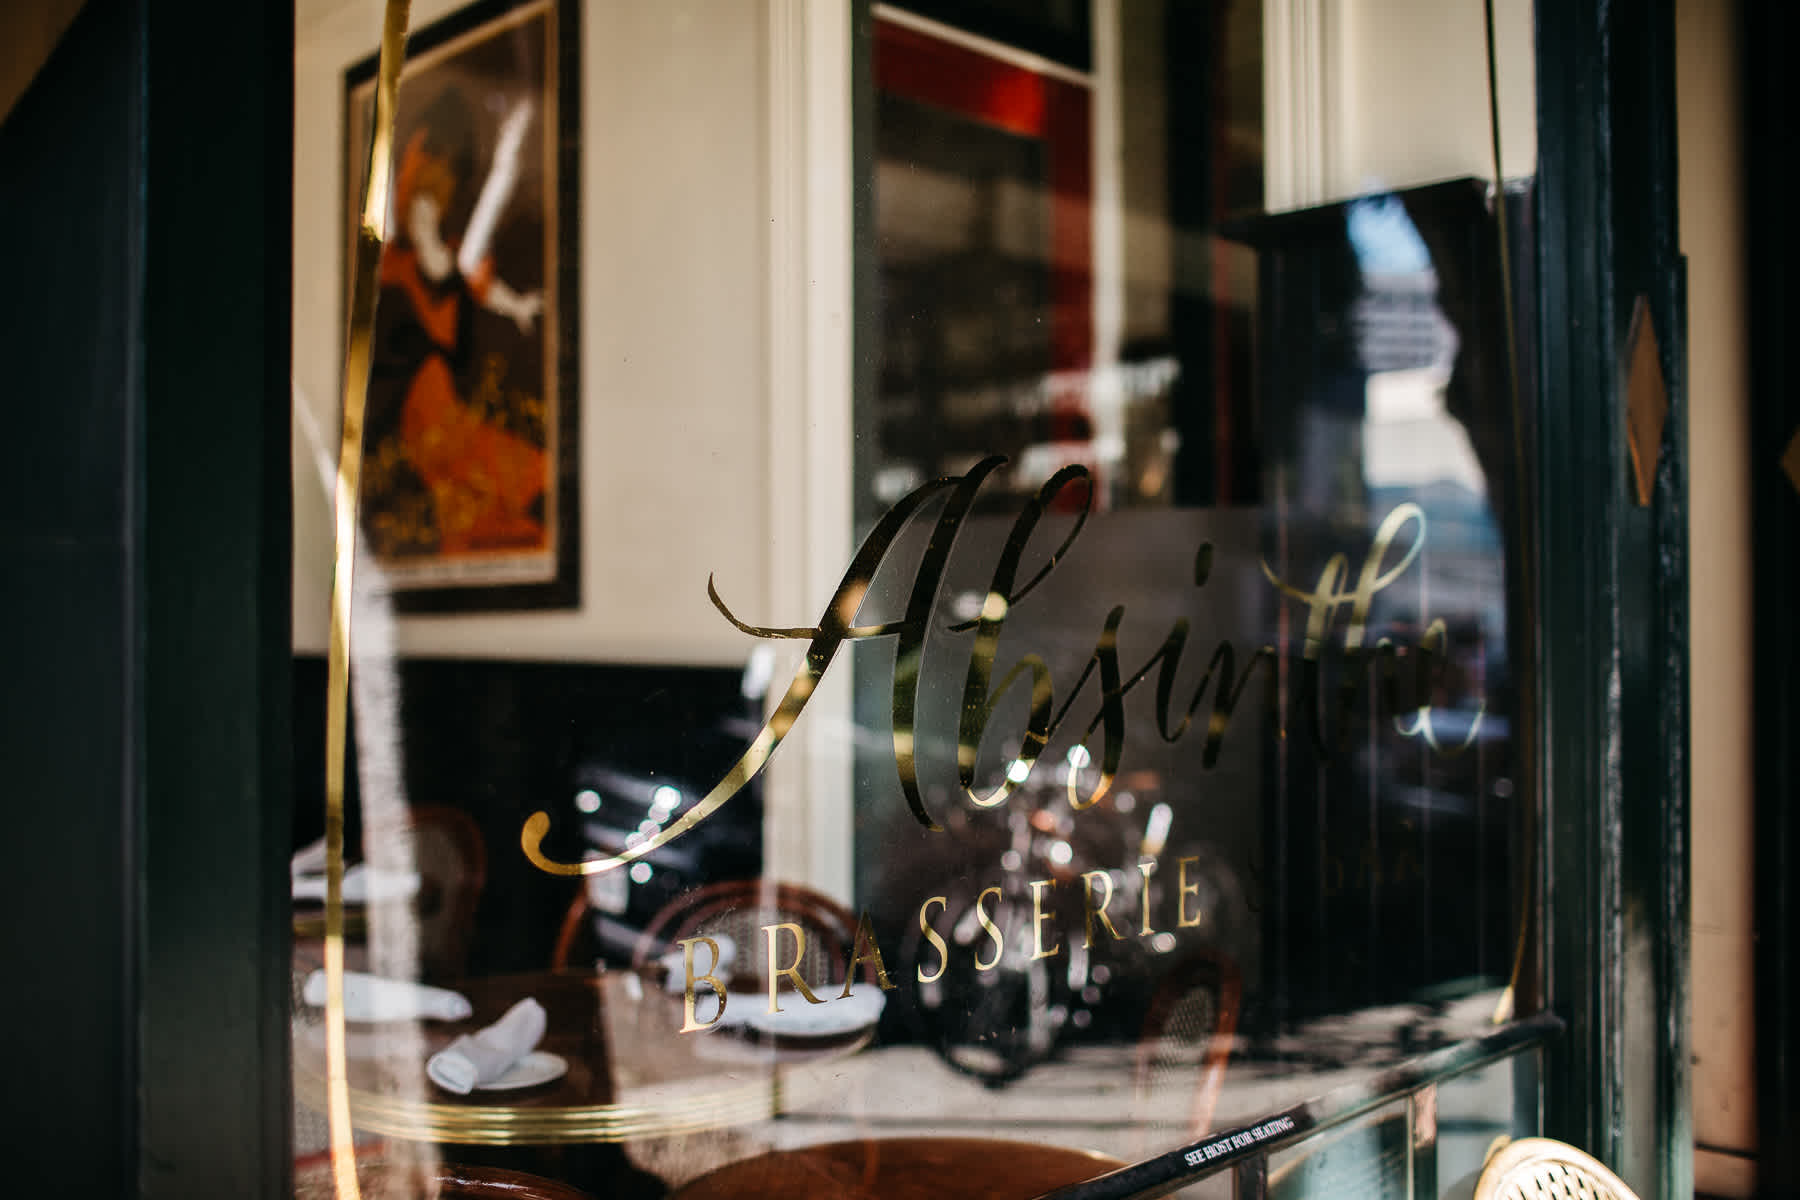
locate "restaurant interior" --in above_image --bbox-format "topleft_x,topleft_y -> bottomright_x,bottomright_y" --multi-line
279,1 -> 1577,1196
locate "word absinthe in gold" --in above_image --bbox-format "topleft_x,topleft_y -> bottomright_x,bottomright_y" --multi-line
522,455 -> 1480,879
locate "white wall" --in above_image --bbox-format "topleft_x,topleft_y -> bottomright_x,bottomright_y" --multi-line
293,0 -> 777,666
1678,0 -> 1756,1194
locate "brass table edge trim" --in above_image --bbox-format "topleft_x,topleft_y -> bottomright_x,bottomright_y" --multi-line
292,1038 -> 861,1145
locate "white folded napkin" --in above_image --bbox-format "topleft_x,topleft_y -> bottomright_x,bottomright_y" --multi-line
291,837 -> 328,877
426,998 -> 547,1094
292,862 -> 422,904
301,969 -> 473,1023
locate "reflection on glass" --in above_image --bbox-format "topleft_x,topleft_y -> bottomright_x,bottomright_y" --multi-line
1267,1100 -> 1412,1197
1437,1055 -> 1539,1194
289,0 -> 1539,1196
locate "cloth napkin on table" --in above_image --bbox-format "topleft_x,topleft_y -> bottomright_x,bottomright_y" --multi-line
301,969 -> 473,1023
426,998 -> 547,1094
291,862 -> 422,904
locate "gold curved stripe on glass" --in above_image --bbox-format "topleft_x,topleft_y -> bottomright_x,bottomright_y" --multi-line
325,3 -> 412,1197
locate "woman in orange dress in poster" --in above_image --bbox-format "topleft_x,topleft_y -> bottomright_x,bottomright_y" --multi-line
372,89 -> 548,557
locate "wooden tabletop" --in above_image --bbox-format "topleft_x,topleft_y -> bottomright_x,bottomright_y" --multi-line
292,968 -> 873,1144
669,1137 -> 1126,1200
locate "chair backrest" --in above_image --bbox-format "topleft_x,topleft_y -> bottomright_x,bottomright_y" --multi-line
634,878 -> 867,994
1474,1138 -> 1641,1200
549,883 -> 597,970
547,871 -> 661,971
368,804 -> 487,981
1132,945 -> 1242,1144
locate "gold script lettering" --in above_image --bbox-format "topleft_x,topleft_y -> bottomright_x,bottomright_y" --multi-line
521,465 -> 973,874
520,466 -> 1478,879
956,466 -> 1095,811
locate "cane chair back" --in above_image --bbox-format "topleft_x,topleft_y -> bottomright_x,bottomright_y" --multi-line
633,878 -> 868,994
1131,945 -> 1242,1146
1473,1137 -> 1641,1200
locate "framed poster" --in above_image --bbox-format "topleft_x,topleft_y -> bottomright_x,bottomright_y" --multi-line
345,0 -> 579,611
869,12 -> 1093,513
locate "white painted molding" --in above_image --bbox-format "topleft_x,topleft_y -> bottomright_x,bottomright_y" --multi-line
762,0 -> 855,902
1262,0 -> 1331,211
1090,0 -> 1125,493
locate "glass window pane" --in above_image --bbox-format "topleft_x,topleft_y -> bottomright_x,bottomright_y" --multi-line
288,1 -> 1540,1195
1438,1052 -> 1543,1196
1267,1100 -> 1411,1197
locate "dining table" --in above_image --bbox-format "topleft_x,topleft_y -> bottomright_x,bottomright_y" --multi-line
291,967 -> 877,1146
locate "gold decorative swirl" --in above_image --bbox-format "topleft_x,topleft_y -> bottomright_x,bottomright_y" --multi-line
522,468 -> 968,873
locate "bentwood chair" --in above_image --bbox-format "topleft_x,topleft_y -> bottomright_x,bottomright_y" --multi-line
363,804 -> 488,982
1131,945 -> 1243,1146
1473,1138 -> 1641,1200
568,878 -> 874,1189
630,878 -> 867,991
552,876 -> 869,991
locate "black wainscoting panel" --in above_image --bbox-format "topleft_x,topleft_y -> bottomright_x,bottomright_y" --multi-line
293,655 -> 762,975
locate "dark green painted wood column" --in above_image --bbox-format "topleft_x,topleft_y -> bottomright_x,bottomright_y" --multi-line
0,2 -> 143,1190
137,0 -> 294,1194
0,0 -> 293,1193
1533,1 -> 1689,1196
